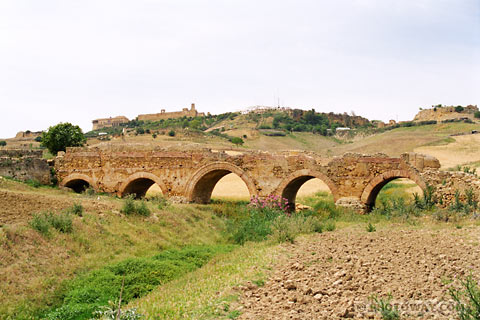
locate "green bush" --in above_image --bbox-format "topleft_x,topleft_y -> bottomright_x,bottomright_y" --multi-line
324,220 -> 336,232
0,140 -> 6,147
366,223 -> 376,232
26,179 -> 42,188
168,130 -> 175,137
135,201 -> 150,216
230,137 -> 244,146
29,212 -> 73,235
228,208 -> 281,245
449,275 -> 480,320
121,197 -> 151,216
44,245 -> 234,320
455,105 -> 465,113
474,111 -> 480,119
69,203 -> 84,217
313,200 -> 341,220
121,197 -> 136,215
148,195 -> 169,210
49,212 -> 73,233
30,213 -> 52,236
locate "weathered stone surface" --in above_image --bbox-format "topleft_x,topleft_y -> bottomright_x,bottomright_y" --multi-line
54,148 -> 480,211
0,150 -> 50,184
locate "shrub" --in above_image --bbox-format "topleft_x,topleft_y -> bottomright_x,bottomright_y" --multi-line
229,208 -> 280,245
135,127 -> 145,135
168,130 -> 175,137
314,200 -> 341,220
449,275 -> 480,320
121,197 -> 151,216
0,140 -> 6,147
230,137 -> 244,146
370,294 -> 400,320
249,195 -> 289,214
30,213 -> 52,236
121,197 -> 136,215
26,179 -> 42,188
148,195 -> 169,210
455,106 -> 465,113
270,214 -> 299,243
366,223 -> 376,232
135,201 -> 151,216
324,220 -> 336,232
41,123 -> 86,155
49,212 -> 73,233
69,203 -> 84,216
92,301 -> 144,320
84,186 -> 96,196
30,212 -> 73,235
474,111 -> 480,119
34,136 -> 42,142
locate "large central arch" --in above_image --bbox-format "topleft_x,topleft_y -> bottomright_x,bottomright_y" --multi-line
275,169 -> 339,211
186,162 -> 257,203
360,169 -> 427,211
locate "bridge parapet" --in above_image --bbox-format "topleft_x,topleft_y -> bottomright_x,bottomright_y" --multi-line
55,148 -> 478,213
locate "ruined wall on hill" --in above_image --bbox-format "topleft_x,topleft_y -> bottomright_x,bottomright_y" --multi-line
0,150 -> 51,184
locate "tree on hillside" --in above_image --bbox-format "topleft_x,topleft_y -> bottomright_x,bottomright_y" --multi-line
41,123 -> 86,155
0,140 -> 6,147
230,137 -> 244,146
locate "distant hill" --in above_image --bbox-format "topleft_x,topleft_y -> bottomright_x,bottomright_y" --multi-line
413,104 -> 479,122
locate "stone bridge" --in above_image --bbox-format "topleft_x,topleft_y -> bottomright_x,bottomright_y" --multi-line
54,147 -> 453,212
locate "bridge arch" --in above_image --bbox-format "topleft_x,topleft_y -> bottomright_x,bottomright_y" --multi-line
276,169 -> 339,210
186,162 -> 257,203
361,169 -> 426,211
119,172 -> 168,198
61,173 -> 95,193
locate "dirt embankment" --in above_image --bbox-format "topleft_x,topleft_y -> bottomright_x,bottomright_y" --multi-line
237,226 -> 480,319
0,183 -> 115,226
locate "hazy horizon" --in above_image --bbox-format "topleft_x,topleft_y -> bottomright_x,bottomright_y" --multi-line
1,0 -> 479,139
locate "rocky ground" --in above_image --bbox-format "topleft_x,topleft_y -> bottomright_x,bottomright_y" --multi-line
236,225 -> 480,319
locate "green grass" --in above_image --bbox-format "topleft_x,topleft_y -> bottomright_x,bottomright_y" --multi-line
43,245 -> 234,320
420,136 -> 456,147
121,197 -> 151,216
29,211 -> 73,236
131,242 -> 281,319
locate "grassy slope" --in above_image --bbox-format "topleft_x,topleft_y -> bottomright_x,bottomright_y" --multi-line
0,180 -> 227,319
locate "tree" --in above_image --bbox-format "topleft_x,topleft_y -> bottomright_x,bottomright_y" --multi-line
475,111 -> 480,119
0,140 -> 6,147
455,106 -> 464,113
230,137 -> 244,146
41,123 -> 86,155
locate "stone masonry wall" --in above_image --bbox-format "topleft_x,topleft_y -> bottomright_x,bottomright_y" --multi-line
0,150 -> 51,184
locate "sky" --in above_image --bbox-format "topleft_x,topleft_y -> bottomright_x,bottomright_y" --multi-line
0,0 -> 479,138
